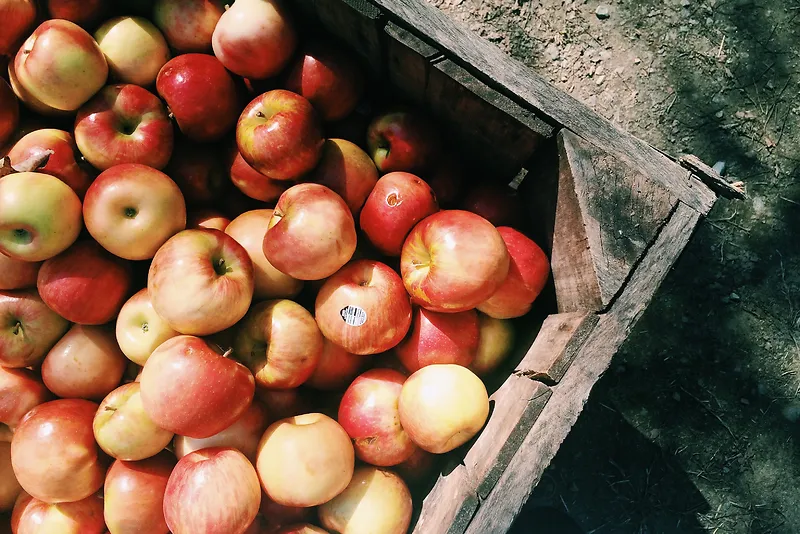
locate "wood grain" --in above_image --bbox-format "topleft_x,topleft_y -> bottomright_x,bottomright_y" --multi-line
385,21 -> 441,103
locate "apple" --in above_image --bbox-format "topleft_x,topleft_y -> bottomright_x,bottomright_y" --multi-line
315,260 -> 412,355
83,163 -> 186,260
104,452 -> 175,534
366,110 -> 441,173
470,314 -> 515,376
152,0 -> 225,53
212,0 -> 297,80
360,172 -> 439,257
398,364 -> 489,454
0,253 -> 39,290
188,209 -> 231,231
7,129 -> 94,199
461,183 -> 525,228
0,79 -> 19,149
46,0 -> 107,27
401,209 -> 510,313
305,339 -> 365,391
156,53 -> 240,142
478,226 -> 550,319
234,299 -> 323,389
263,184 -> 357,281
95,16 -> 170,86
37,240 -> 132,325
165,140 -> 230,207
394,446 -> 436,485
256,413 -> 354,507
11,399 -> 108,503
274,525 -> 329,534
0,171 -> 83,262
12,20 -> 107,112
75,85 -> 174,171
305,139 -> 378,215
226,209 -> 304,300
0,442 -> 21,512
11,492 -> 105,534
284,41 -> 364,122
236,90 -> 324,180
148,229 -> 254,335
318,466 -> 412,534
140,335 -> 255,438
174,400 -> 268,462
115,288 -> 180,366
252,495 -> 315,533
395,307 -> 479,373
164,447 -> 261,534
426,152 -> 465,208
0,0 -> 36,57
0,289 -> 69,369
227,146 -> 288,203
256,388 -> 314,421
7,58 -> 68,116
0,367 -> 52,429
338,369 -> 417,467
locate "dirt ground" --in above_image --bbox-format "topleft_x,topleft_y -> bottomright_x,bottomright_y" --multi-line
427,0 -> 800,532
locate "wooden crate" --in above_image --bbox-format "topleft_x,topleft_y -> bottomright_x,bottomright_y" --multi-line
289,1 -> 738,532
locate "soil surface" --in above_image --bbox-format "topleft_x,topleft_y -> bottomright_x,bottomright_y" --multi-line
428,0 -> 800,532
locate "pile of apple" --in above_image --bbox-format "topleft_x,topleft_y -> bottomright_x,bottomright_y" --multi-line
0,1 -> 552,533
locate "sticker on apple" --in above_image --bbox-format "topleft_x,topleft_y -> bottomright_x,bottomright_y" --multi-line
340,305 -> 367,327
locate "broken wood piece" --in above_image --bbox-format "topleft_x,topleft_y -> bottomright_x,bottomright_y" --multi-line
678,154 -> 747,200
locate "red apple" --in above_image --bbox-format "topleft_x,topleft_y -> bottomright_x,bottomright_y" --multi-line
234,299 -> 323,389
188,209 -> 231,231
263,184 -> 356,280
461,183 -> 525,228
426,152 -> 466,208
305,339 -> 365,391
75,85 -> 174,171
83,163 -> 186,260
165,140 -> 230,207
470,314 -> 515,376
0,441 -> 21,512
0,289 -> 69,369
366,110 -> 441,173
11,492 -> 105,534
227,146 -> 288,203
11,399 -> 108,503
148,229 -> 254,335
0,79 -> 19,149
401,210 -> 510,312
284,41 -> 364,122
0,0 -> 36,57
395,307 -> 479,373
164,447 -> 261,534
338,369 -> 417,467
174,400 -> 268,462
37,240 -> 133,325
318,466 -> 412,534
95,16 -> 171,86
0,253 -> 40,290
140,335 -> 255,438
478,226 -> 550,318
315,260 -> 412,355
305,138 -> 378,215
256,388 -> 314,421
360,172 -> 438,256
212,0 -> 297,80
46,0 -> 106,27
104,452 -> 175,534
256,413 -> 354,507
156,53 -> 239,142
115,288 -> 179,366
153,0 -> 225,53
0,367 -> 51,429
236,90 -> 324,181
394,446 -> 436,485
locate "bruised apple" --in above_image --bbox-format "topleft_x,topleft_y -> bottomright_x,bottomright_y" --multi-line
174,400 -> 268,462
11,492 -> 105,534
394,307 -> 479,373
115,288 -> 180,366
0,367 -> 51,429
0,289 -> 69,369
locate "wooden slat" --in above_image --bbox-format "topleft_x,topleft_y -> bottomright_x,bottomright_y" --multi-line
385,21 -> 441,103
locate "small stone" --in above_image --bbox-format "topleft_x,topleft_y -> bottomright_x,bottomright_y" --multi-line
595,75 -> 606,85
715,110 -> 724,118
672,392 -> 681,401
634,57 -> 641,64
729,292 -> 741,302
681,0 -> 691,6
740,398 -> 750,405
596,5 -> 610,19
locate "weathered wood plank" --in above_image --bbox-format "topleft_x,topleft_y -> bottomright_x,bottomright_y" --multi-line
385,21 -> 441,104
410,462 -> 478,534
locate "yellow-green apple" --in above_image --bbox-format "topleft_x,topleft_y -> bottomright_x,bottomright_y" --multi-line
461,183 -> 525,228
95,16 -> 170,86
0,253 -> 39,290
1,442 -> 21,512
37,240 -> 133,325
174,400 -> 268,462
0,367 -> 51,429
8,129 -> 93,199
41,324 -> 127,401
11,492 -> 105,534
0,0 -> 36,57
148,229 -> 254,335
153,0 -> 225,53
256,413 -> 354,507
212,0 -> 297,80
256,388 -> 314,421
236,90 -> 324,181
74,85 -> 174,171
12,20 -> 108,112
263,184 -> 357,280
305,139 -> 378,215
226,209 -> 304,300
338,369 -> 418,467
0,289 -> 69,369
188,209 -> 231,231
318,466 -> 412,534
82,163 -> 186,260
164,447 -> 261,534
398,364 -> 489,453
478,226 -> 550,319
315,260 -> 412,355
273,525 -> 329,534
470,314 -> 515,376
427,152 -> 465,208
165,140 -> 229,207
46,0 -> 107,28
360,172 -> 438,257
0,79 -> 19,149
11,399 -> 108,502
234,299 -> 323,389
104,452 -> 175,534
227,146 -> 288,203
305,338 -> 365,391
366,111 -> 441,173
156,53 -> 240,142
7,58 -> 66,116
0,171 -> 82,262
395,307 -> 479,373
401,210 -> 510,312
93,382 -> 174,461
140,335 -> 255,438
394,446 -> 436,485
115,288 -> 179,366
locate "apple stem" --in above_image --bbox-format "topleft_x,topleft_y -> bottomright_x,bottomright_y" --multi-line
256,111 -> 265,118
104,406 -> 117,412
222,348 -> 234,359
11,322 -> 21,336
